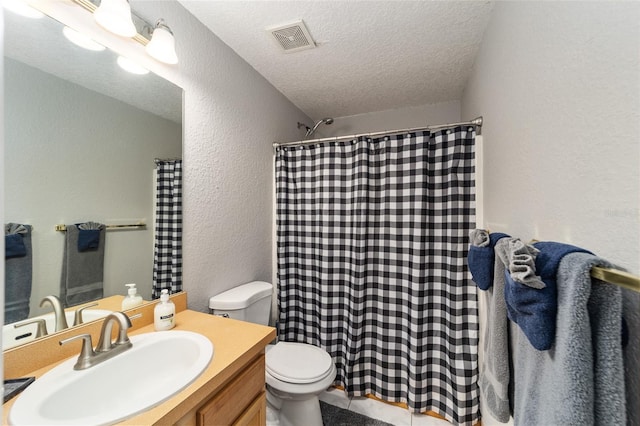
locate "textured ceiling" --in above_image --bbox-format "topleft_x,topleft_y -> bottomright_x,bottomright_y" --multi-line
178,0 -> 494,120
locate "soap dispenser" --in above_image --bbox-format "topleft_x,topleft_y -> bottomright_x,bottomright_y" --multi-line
154,289 -> 175,331
121,283 -> 143,310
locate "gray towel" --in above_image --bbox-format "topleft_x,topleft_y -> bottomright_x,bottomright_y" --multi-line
4,223 -> 32,323
60,223 -> 105,307
621,288 -> 640,426
511,252 -> 625,426
478,237 -> 513,423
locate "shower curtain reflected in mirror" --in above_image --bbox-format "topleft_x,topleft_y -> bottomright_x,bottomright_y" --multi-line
153,160 -> 183,298
275,128 -> 478,425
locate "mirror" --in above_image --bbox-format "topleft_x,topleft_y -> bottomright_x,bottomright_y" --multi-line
3,7 -> 183,346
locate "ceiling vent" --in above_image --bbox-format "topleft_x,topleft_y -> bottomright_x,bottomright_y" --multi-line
267,20 -> 316,53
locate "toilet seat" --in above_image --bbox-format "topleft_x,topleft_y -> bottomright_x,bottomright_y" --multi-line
266,342 -> 334,384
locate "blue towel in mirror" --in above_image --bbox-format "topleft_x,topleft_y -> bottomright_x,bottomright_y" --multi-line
77,229 -> 100,251
5,234 -> 27,258
76,221 -> 104,252
5,223 -> 32,323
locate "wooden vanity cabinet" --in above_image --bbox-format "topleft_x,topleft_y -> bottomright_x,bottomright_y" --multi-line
177,353 -> 267,426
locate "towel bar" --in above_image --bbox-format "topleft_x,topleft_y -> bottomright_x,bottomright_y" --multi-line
591,267 -> 640,293
55,223 -> 146,232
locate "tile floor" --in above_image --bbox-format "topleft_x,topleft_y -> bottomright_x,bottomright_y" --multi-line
319,388 -> 451,426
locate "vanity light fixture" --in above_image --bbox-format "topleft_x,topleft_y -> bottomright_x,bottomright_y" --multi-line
93,0 -> 137,38
3,0 -> 45,19
63,26 -> 106,51
116,56 -> 149,75
145,19 -> 179,65
71,0 -> 179,65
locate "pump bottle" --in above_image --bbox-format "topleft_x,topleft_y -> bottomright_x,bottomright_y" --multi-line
154,289 -> 175,331
121,283 -> 143,310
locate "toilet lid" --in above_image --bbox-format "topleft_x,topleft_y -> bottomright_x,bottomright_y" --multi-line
266,342 -> 333,384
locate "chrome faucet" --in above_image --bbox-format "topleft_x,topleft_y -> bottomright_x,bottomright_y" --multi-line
14,318 -> 48,338
73,302 -> 99,326
60,312 -> 133,370
40,295 -> 69,332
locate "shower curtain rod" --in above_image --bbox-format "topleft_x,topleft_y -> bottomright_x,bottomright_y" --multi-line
273,116 -> 483,148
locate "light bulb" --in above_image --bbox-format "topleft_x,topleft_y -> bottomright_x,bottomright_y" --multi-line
63,27 -> 106,52
145,20 -> 178,65
117,56 -> 149,75
94,0 -> 136,38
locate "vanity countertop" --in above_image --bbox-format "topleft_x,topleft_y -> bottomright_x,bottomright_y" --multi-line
2,309 -> 276,425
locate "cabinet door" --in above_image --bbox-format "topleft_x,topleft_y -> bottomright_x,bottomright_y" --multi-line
197,355 -> 265,426
232,392 -> 266,426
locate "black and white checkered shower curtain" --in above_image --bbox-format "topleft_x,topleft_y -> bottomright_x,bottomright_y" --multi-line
153,160 -> 183,298
275,127 -> 479,425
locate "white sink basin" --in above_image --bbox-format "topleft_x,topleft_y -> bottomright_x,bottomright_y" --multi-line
4,309 -> 112,350
9,330 -> 214,425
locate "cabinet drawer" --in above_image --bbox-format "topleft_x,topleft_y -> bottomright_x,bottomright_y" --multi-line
232,392 -> 266,426
197,354 -> 265,426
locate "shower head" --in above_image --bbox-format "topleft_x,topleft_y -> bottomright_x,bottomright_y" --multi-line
306,117 -> 334,137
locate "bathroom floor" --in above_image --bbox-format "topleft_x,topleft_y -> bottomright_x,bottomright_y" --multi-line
318,388 -> 450,426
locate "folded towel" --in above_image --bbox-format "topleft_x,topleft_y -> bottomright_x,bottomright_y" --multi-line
507,240 -> 544,289
505,241 -> 590,351
468,230 -> 510,290
5,223 -> 28,258
532,241 -> 592,286
510,252 -> 625,426
60,223 -> 105,307
478,237 -> 513,423
5,234 -> 26,258
4,223 -> 33,323
77,221 -> 104,252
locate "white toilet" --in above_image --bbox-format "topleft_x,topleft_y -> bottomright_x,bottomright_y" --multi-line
209,281 -> 336,426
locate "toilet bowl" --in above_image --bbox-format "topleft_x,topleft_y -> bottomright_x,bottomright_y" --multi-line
209,282 -> 336,426
265,342 -> 337,426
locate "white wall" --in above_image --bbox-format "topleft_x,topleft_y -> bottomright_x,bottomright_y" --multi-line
5,58 -> 181,315
461,2 -> 640,424
128,1 -> 312,313
462,2 -> 639,274
10,0 -> 310,315
323,101 -> 460,137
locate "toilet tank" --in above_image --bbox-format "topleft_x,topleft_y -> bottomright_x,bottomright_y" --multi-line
209,281 -> 272,325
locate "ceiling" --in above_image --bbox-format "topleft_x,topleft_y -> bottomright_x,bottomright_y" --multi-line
179,0 -> 495,120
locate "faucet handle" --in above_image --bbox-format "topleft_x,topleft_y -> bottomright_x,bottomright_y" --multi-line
114,312 -> 133,345
73,302 -> 99,326
60,334 -> 96,371
14,318 -> 48,338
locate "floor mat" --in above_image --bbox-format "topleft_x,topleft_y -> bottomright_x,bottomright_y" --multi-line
320,400 -> 395,426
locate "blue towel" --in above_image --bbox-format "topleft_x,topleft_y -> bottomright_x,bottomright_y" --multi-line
505,241 -> 591,350
5,223 -> 33,323
77,228 -> 101,251
468,231 -> 510,290
5,234 -> 26,258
